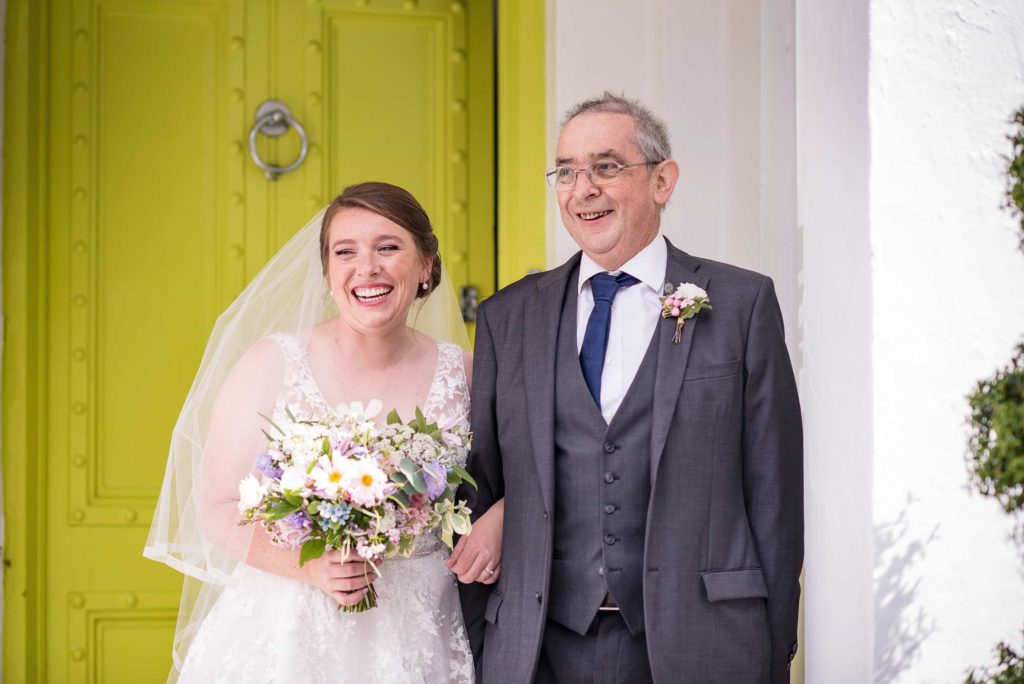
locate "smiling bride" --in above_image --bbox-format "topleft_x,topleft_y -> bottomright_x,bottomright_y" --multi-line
145,182 -> 502,683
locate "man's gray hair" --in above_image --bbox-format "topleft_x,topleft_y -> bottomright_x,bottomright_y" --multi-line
561,92 -> 672,163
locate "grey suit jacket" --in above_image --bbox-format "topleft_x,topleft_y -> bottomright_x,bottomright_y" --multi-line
460,240 -> 803,683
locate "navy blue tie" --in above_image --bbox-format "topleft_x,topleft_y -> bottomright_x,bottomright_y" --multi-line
580,272 -> 640,406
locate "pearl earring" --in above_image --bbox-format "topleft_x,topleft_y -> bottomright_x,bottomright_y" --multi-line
420,282 -> 428,291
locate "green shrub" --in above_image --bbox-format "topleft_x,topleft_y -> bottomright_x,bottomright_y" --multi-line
965,639 -> 1024,684
967,344 -> 1024,516
1008,107 -> 1024,253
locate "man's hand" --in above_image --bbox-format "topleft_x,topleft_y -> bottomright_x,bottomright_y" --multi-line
301,549 -> 381,607
447,498 -> 504,585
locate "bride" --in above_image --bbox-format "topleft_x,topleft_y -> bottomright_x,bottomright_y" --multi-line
145,182 -> 502,682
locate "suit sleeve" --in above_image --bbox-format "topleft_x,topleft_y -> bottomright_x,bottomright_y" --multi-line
741,277 -> 803,682
457,300 -> 505,665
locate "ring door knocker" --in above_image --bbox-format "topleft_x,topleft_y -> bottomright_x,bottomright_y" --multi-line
248,99 -> 309,181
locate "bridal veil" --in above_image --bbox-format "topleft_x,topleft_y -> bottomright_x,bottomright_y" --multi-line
144,206 -> 470,675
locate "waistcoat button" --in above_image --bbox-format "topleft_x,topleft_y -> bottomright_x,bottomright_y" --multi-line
604,504 -> 616,514
603,472 -> 616,484
604,534 -> 616,545
603,442 -> 616,453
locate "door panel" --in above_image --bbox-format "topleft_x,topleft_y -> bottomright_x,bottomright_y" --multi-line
52,1 -> 246,681
41,0 -> 492,680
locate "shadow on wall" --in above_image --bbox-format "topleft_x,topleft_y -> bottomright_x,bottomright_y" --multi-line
874,502 -> 940,683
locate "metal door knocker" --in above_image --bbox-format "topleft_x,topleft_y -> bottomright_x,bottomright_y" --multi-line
248,100 -> 309,181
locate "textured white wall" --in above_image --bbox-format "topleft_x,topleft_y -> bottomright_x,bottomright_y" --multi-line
870,2 -> 1024,681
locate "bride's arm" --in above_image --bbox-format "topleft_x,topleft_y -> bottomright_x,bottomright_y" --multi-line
197,339 -> 374,607
446,497 -> 504,584
445,350 -> 504,584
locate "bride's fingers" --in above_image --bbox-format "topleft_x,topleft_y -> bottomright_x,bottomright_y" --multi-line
478,564 -> 500,584
331,587 -> 368,607
449,541 -> 483,577
446,536 -> 467,569
332,562 -> 380,581
459,552 -> 493,584
451,550 -> 482,581
330,575 -> 374,593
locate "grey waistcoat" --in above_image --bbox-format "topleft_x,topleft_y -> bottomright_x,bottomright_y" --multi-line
547,270 -> 659,636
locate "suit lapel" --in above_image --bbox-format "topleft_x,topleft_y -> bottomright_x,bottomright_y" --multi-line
523,255 -> 580,513
650,241 -> 708,485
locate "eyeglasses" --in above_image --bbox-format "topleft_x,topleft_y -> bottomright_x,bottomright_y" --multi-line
544,160 -> 662,189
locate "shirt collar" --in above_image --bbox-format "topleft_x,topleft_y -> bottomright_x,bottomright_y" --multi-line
577,235 -> 667,296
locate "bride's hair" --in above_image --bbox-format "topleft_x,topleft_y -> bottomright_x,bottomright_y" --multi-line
318,181 -> 442,298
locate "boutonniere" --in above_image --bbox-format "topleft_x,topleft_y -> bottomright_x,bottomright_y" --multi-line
660,282 -> 712,344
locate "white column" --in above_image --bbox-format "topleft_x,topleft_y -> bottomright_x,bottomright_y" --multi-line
796,0 -> 875,680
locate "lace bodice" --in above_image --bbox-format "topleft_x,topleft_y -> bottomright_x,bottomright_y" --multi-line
267,333 -> 470,435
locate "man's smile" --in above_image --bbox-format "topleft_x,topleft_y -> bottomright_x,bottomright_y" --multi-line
577,209 -> 613,221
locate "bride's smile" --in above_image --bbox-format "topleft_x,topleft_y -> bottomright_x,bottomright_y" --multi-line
352,284 -> 394,304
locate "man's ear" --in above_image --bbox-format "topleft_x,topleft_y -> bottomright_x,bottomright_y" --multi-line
653,159 -> 680,205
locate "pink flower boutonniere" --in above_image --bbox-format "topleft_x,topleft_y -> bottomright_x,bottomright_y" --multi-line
660,282 -> 712,344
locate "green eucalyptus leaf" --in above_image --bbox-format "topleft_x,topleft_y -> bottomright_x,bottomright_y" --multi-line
261,501 -> 300,521
299,538 -> 326,567
451,463 -> 477,489
399,458 -> 428,494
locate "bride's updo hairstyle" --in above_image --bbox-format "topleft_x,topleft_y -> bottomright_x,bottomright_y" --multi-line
319,181 -> 442,299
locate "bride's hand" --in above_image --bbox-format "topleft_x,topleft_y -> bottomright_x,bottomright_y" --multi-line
446,498 -> 504,585
302,549 -> 381,607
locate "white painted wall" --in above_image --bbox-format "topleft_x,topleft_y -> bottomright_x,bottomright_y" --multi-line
548,1 -> 762,265
870,1 -> 1024,681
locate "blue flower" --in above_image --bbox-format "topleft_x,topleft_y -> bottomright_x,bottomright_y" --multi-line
317,501 -> 352,530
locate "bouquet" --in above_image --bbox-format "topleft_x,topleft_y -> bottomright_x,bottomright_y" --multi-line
237,400 -> 475,612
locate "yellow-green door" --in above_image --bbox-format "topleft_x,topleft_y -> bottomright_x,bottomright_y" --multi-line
23,0 -> 493,680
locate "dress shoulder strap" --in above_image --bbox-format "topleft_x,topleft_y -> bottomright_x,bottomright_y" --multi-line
264,332 -> 328,417
423,341 -> 471,432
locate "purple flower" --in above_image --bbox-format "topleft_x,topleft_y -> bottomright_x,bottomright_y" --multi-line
422,461 -> 448,500
284,510 -> 312,530
256,453 -> 283,479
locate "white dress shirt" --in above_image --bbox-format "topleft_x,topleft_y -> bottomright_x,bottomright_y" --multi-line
576,236 -> 667,423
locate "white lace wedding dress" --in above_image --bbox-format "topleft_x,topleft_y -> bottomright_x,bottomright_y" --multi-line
178,334 -> 475,684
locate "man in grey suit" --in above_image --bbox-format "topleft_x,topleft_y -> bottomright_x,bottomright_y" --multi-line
459,92 -> 803,683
